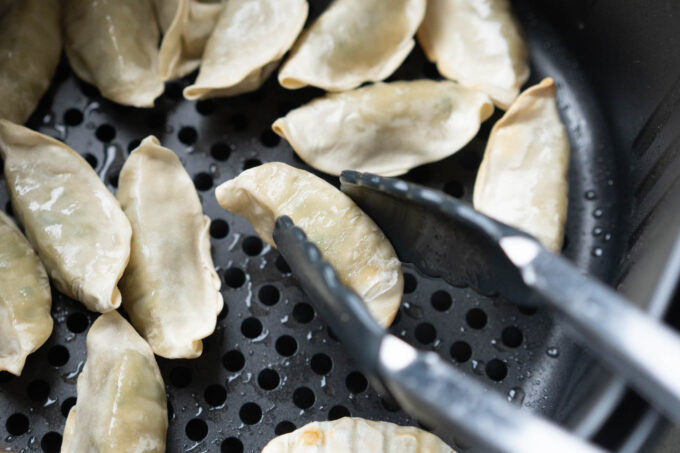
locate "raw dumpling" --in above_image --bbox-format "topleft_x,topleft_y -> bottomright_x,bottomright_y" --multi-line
158,0 -> 225,81
63,0 -> 164,108
262,417 -> 455,453
60,311 -> 167,453
473,78 -> 569,252
116,136 -> 223,359
184,0 -> 308,100
152,0 -> 180,32
216,162 -> 403,327
417,0 -> 529,109
0,120 -> 132,313
278,0 -> 425,92
0,0 -> 61,124
0,212 -> 52,376
273,80 -> 494,176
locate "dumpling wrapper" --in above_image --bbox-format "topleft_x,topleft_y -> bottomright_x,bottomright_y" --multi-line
0,120 -> 132,313
0,212 -> 52,376
262,417 -> 455,453
0,0 -> 61,124
117,136 -> 223,359
152,0 -> 179,32
473,78 -> 569,252
63,0 -> 164,108
60,311 -> 167,453
273,80 -> 494,176
278,0 -> 425,92
216,162 -> 403,327
417,0 -> 529,110
158,0 -> 225,81
183,0 -> 308,100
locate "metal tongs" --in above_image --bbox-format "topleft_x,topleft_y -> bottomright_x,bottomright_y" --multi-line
272,171 -> 680,453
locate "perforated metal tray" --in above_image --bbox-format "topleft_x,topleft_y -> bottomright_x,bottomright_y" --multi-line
0,2 -> 625,452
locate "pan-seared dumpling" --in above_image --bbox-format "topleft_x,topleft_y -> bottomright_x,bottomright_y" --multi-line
278,0 -> 426,92
184,0 -> 308,100
417,0 -> 529,109
216,162 -> 403,327
0,120 -> 132,313
63,0 -> 164,108
473,78 -> 569,252
262,417 -> 455,453
116,136 -> 223,359
0,0 -> 61,124
158,0 -> 225,81
0,212 -> 52,376
273,80 -> 493,176
60,311 -> 167,453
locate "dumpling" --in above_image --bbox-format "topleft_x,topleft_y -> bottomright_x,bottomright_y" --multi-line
273,80 -> 494,176
152,0 -> 180,32
417,0 -> 529,109
63,0 -> 164,108
278,0 -> 426,92
116,136 -> 223,359
0,0 -> 61,124
184,0 -> 308,100
60,311 -> 167,453
0,212 -> 52,376
262,418 -> 455,453
216,162 -> 403,327
473,78 -> 569,252
0,120 -> 132,313
158,0 -> 225,81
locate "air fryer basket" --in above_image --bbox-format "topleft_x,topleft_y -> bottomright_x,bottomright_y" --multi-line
1,0 -> 679,452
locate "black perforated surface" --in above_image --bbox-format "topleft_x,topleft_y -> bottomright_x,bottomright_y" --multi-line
0,2 -> 627,452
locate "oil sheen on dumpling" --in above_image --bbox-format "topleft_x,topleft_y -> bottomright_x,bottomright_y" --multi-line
273,80 -> 494,176
417,0 -> 529,109
184,0 -> 308,100
0,212 -> 52,376
278,0 -> 425,92
262,417 -> 456,453
158,0 -> 225,81
60,311 -> 167,453
116,136 -> 223,359
473,78 -> 569,252
0,120 -> 132,313
0,0 -> 61,124
216,162 -> 403,327
63,0 -> 164,108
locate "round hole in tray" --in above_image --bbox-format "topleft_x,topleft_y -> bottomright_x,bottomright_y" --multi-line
83,153 -> 98,169
211,142 -> 231,161
310,353 -> 332,375
196,99 -> 215,115
6,413 -> 29,436
27,379 -> 50,403
66,312 -> 89,333
241,317 -> 263,339
258,285 -> 280,306
501,326 -> 524,348
275,255 -> 291,274
222,436 -> 244,453
242,236 -> 263,256
239,402 -> 262,424
345,371 -> 368,394
293,387 -> 315,409
41,431 -> 62,453
430,290 -> 452,311
193,172 -> 213,191
403,273 -> 417,293
218,303 -> 229,320
222,350 -> 245,372
228,113 -> 248,131
63,108 -> 83,126
60,397 -> 76,417
450,341 -> 472,363
210,219 -> 229,239
224,267 -> 246,288
146,110 -> 166,129
415,322 -> 437,344
292,302 -> 314,324
47,345 -> 69,367
486,359 -> 508,382
170,366 -> 192,388
328,405 -> 350,421
275,335 -> 297,357
185,418 -> 208,441
466,308 -> 487,329
274,421 -> 296,436
205,384 -> 227,407
178,126 -> 198,145
257,369 -> 280,391
243,158 -> 262,170
95,124 -> 115,142
518,306 -> 538,316
260,130 -> 280,147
